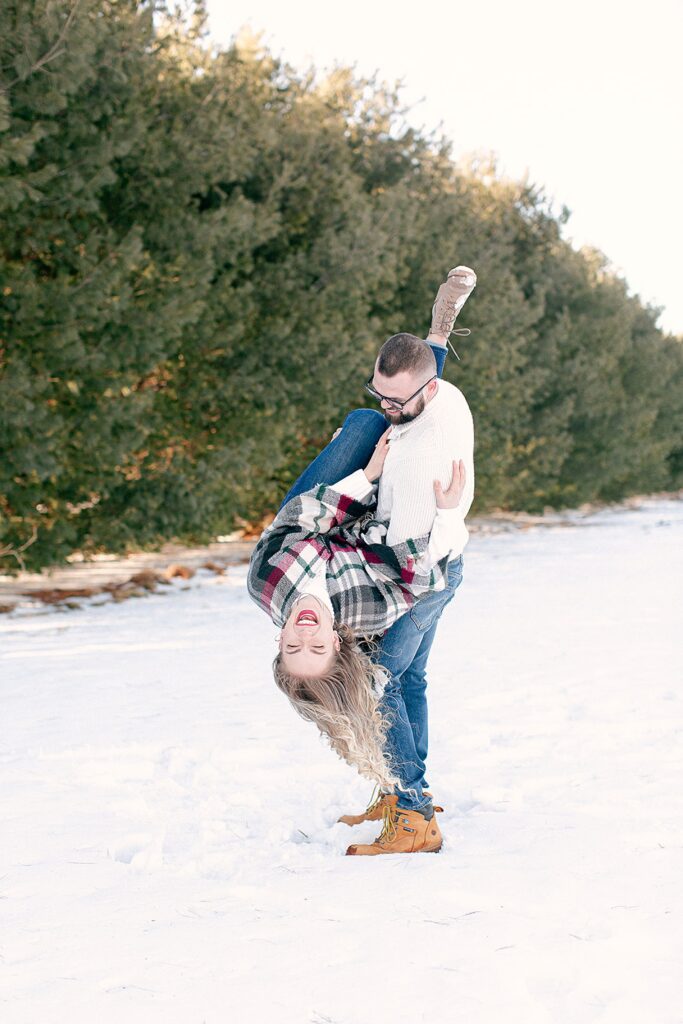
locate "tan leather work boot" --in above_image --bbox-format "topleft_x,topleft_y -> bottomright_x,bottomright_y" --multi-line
339,790 -> 444,826
338,791 -> 397,826
430,265 -> 477,339
423,791 -> 444,814
346,805 -> 442,856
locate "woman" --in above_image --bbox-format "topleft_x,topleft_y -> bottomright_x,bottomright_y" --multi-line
247,264 -> 475,791
247,352 -> 465,790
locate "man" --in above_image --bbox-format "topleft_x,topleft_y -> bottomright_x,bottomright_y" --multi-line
340,266 -> 476,856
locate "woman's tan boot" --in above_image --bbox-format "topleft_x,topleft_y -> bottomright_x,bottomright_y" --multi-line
346,805 -> 442,856
430,265 -> 477,338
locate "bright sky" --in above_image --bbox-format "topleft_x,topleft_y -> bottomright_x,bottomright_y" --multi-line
205,0 -> 682,336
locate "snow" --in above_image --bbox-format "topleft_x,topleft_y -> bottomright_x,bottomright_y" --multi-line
1,499 -> 682,1023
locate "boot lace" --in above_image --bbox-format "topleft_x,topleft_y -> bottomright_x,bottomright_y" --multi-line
364,786 -> 385,816
376,804 -> 399,845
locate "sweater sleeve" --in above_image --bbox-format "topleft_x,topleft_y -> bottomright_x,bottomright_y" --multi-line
413,506 -> 469,571
271,483 -> 372,537
332,469 -> 375,502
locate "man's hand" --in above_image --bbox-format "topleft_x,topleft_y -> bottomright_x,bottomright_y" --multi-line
363,428 -> 392,483
434,460 -> 466,509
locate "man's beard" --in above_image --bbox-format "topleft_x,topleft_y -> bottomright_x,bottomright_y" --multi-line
383,394 -> 426,426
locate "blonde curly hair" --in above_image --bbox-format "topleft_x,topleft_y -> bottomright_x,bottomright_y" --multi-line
272,623 -> 398,790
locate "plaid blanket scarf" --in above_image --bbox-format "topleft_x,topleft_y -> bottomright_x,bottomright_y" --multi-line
247,484 -> 450,637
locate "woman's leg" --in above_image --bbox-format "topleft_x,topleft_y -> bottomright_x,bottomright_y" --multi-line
279,408 -> 386,510
429,342 -> 448,379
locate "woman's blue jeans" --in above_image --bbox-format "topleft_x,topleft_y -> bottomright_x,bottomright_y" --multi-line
279,343 -> 458,812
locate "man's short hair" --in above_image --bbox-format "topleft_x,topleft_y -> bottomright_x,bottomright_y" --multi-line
377,333 -> 437,378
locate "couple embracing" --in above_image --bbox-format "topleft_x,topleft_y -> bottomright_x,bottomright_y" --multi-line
247,266 -> 476,856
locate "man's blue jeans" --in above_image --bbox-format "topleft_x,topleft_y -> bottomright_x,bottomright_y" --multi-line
279,343 -> 459,812
378,557 -> 463,811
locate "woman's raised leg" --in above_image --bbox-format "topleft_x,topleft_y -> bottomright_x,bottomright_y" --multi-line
279,408 -> 386,510
278,341 -> 448,511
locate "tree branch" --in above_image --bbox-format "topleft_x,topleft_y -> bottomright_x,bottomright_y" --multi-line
3,0 -> 83,91
0,525 -> 38,572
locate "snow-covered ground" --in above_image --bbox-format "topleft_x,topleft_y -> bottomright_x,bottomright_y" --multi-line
2,499 -> 682,1024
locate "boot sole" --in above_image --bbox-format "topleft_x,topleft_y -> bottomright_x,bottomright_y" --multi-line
338,816 -> 381,826
346,841 -> 443,856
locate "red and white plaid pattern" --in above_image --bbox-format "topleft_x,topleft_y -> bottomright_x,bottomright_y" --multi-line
247,484 -> 449,636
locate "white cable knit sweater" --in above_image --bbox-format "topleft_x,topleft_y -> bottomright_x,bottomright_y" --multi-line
334,379 -> 475,563
377,379 -> 474,553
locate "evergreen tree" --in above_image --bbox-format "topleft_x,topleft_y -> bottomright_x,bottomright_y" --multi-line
1,2 -> 681,572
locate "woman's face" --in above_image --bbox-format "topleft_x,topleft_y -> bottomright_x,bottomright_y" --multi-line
279,595 -> 341,677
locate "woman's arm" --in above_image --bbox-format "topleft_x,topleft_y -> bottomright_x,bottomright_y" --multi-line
270,425 -> 389,537
272,483 -> 372,537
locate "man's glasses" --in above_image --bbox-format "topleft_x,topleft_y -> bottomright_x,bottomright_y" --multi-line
364,374 -> 437,411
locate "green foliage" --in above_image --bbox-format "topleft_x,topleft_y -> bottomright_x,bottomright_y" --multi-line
1,2 -> 681,571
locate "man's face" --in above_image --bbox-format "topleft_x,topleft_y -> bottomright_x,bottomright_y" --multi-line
370,364 -> 436,425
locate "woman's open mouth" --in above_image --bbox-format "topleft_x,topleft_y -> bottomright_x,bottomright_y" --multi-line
295,609 -> 319,626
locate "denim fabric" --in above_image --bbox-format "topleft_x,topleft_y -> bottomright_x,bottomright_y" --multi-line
278,408 -> 386,510
276,340 -> 458,813
431,342 -> 448,379
376,556 -> 464,811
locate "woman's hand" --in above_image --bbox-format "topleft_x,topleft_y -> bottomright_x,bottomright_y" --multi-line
434,459 -> 466,509
363,428 -> 392,483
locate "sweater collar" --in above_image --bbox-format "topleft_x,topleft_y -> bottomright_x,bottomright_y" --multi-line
389,380 -> 444,439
